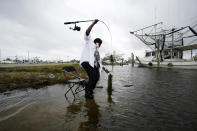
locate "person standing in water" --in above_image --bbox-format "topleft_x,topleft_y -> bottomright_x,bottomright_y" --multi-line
80,19 -> 109,99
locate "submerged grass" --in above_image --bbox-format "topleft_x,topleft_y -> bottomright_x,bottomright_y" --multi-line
0,64 -> 87,93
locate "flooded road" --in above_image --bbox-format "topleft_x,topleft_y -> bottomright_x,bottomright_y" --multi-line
0,65 -> 197,131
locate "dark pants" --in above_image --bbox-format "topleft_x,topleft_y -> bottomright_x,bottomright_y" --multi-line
81,62 -> 100,94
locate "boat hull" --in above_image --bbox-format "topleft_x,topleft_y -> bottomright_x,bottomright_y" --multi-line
136,59 -> 197,69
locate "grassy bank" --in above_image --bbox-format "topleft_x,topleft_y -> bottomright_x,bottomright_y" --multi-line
0,64 -> 87,93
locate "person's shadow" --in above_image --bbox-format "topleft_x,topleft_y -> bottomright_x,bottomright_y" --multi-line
79,99 -> 100,131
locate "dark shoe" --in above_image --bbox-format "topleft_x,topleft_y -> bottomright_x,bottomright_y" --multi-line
90,90 -> 94,95
85,93 -> 94,99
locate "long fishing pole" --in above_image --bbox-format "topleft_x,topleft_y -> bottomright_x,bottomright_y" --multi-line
64,19 -> 112,42
64,20 -> 112,44
64,20 -> 95,25
64,19 -> 113,71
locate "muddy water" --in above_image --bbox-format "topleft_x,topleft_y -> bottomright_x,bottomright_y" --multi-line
0,65 -> 197,131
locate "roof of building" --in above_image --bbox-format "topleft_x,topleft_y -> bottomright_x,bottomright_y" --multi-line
174,44 -> 197,51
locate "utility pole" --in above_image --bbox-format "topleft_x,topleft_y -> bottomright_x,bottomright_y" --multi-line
121,58 -> 124,66
131,53 -> 135,67
28,51 -> 30,63
0,48 -> 1,63
171,28 -> 175,59
67,56 -> 69,63
15,55 -> 18,63
157,39 -> 160,68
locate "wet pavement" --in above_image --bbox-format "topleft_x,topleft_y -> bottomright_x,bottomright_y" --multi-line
0,65 -> 197,131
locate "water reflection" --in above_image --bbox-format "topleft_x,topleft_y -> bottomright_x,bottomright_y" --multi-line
79,99 -> 100,131
64,101 -> 83,123
64,98 -> 100,131
1,66 -> 197,130
63,74 -> 114,130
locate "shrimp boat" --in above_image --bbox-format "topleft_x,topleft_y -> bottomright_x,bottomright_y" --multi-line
130,22 -> 197,69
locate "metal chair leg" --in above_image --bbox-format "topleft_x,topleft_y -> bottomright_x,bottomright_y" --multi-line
65,83 -> 76,98
65,82 -> 85,100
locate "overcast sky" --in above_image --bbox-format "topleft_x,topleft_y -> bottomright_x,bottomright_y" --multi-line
0,0 -> 197,61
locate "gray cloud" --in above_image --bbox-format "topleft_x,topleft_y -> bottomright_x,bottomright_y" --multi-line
0,0 -> 197,61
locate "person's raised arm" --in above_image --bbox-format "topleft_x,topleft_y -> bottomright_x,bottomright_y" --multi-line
86,19 -> 99,36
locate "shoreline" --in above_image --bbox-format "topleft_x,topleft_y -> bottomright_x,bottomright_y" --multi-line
0,63 -> 87,93
0,63 -> 66,68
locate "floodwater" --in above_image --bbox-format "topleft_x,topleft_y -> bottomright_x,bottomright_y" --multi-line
0,65 -> 197,131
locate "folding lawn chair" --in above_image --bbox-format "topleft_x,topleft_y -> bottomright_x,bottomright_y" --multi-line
62,66 -> 86,99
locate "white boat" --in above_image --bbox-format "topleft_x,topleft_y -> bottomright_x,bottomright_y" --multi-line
137,49 -> 197,69
130,22 -> 197,69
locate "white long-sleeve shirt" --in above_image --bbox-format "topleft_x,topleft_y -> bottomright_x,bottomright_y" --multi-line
80,33 -> 102,72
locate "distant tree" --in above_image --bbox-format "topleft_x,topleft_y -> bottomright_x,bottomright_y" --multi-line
70,59 -> 79,63
5,57 -> 12,61
194,54 -> 197,61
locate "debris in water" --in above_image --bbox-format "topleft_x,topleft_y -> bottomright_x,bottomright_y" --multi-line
123,84 -> 133,87
49,73 -> 55,78
96,86 -> 104,88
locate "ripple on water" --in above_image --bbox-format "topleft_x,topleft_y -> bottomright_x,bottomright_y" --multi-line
0,66 -> 197,131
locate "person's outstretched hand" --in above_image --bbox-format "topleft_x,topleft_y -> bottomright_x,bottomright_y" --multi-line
102,67 -> 109,74
94,19 -> 99,24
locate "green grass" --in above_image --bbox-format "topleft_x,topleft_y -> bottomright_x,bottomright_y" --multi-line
0,64 -> 87,92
